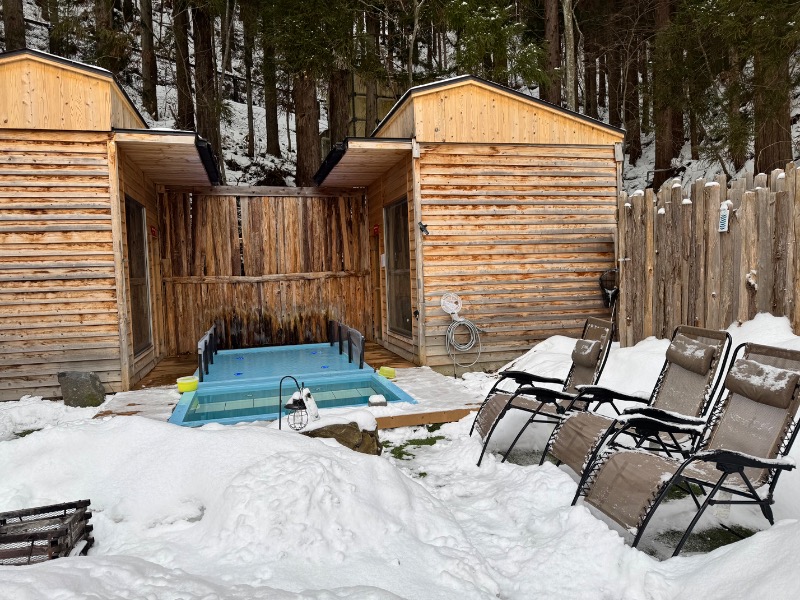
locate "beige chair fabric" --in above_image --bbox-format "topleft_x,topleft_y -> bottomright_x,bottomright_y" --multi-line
584,343 -> 800,536
549,328 -> 727,475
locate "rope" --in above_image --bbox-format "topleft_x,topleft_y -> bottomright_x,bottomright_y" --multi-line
445,318 -> 482,371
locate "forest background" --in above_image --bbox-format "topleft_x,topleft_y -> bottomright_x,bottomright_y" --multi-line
1,0 -> 798,189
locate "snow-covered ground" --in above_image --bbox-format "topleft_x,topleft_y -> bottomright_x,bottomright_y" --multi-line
1,313 -> 800,599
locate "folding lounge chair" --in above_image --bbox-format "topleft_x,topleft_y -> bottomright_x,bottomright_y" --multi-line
541,326 -> 730,496
578,343 -> 800,556
470,318 -> 613,466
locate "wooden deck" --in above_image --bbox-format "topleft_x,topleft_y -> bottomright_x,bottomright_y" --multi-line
133,342 -> 417,390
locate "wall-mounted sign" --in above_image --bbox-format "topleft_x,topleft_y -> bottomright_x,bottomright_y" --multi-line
373,224 -> 379,237
150,225 -> 158,238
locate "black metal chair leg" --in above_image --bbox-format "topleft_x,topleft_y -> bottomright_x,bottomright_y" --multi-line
476,406 -> 509,467
672,474 -> 729,557
501,414 -> 536,463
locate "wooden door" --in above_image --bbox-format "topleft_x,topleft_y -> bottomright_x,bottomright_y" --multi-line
384,197 -> 412,337
125,197 -> 152,355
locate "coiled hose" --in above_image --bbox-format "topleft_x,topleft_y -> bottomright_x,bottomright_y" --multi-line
445,318 -> 482,370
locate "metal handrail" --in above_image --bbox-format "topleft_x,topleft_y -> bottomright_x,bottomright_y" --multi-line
197,324 -> 217,382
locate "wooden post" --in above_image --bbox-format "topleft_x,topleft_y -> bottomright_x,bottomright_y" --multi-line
107,140 -> 132,390
411,140 -> 426,364
669,181 -> 683,334
617,191 -> 630,346
773,189 -> 790,315
738,191 -> 759,322
654,187 -> 666,339
643,189 -> 655,339
704,182 -> 721,329
786,162 -> 798,328
690,179 -> 706,326
755,186 -> 774,314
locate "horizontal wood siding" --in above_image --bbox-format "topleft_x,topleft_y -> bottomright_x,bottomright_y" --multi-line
0,130 -> 122,400
366,156 -> 419,362
161,191 -> 370,354
419,143 -> 617,369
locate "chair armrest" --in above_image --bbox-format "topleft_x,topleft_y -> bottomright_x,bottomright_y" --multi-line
514,385 -> 575,403
615,414 -> 706,437
575,385 -> 650,404
500,370 -> 566,386
621,406 -> 705,425
694,449 -> 796,471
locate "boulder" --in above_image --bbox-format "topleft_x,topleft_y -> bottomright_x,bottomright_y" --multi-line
57,371 -> 106,408
303,422 -> 382,456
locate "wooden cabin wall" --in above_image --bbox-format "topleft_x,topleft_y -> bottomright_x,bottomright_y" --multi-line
417,142 -> 618,370
116,147 -> 166,385
410,86 -> 623,145
0,130 -> 124,400
365,155 -> 419,363
160,189 -> 369,354
0,55 -> 144,132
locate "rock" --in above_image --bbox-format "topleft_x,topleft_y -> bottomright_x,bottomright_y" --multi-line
303,422 -> 382,456
57,371 -> 106,408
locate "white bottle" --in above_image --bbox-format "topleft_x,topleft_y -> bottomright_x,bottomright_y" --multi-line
303,388 -> 320,421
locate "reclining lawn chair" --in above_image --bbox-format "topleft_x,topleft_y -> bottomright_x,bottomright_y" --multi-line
577,343 -> 800,556
470,318 -> 613,466
540,326 -> 730,496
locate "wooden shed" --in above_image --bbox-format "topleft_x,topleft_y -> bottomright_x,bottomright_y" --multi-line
314,75 -> 625,371
0,49 -> 220,400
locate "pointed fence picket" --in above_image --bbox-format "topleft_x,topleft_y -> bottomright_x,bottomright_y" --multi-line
617,162 -> 799,346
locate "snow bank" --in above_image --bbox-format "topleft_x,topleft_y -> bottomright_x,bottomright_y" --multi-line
0,396 -> 100,441
0,417 -> 498,599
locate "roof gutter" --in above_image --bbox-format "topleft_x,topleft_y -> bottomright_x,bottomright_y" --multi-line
195,136 -> 222,185
313,140 -> 348,186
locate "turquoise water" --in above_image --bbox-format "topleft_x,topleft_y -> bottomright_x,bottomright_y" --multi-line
201,343 -> 355,385
169,343 -> 416,427
183,378 -> 398,423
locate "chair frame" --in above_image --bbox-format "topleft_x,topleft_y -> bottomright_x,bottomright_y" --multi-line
470,318 -> 614,466
578,342 -> 800,557
557,326 -> 731,502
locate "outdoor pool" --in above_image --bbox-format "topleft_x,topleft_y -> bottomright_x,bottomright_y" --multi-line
169,342 -> 416,427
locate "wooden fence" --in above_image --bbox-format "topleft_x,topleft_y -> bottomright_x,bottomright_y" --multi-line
617,163 -> 800,347
159,187 -> 369,354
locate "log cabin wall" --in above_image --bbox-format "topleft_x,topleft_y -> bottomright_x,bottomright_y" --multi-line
116,146 -> 166,385
0,129 -> 124,400
417,142 -> 618,370
365,155 -> 419,363
160,188 -> 369,354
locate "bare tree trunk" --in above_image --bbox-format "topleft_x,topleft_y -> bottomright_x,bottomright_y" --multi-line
543,0 -> 561,105
193,2 -> 225,182
584,33 -> 598,118
607,47 -> 622,128
407,0 -> 426,87
329,69 -> 352,145
365,12 -> 379,134
726,50 -> 747,172
262,17 -> 281,158
174,0 -> 195,131
293,74 -> 321,187
243,8 -> 255,158
652,0 -> 673,190
753,50 -> 793,174
2,0 -> 26,50
141,0 -> 158,119
640,40 -> 650,134
597,53 -> 606,107
219,0 -> 237,99
624,46 -> 641,165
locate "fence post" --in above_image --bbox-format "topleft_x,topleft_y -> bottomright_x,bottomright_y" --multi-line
617,191 -> 631,346
738,190 -> 759,322
755,186 -> 774,314
643,188 -> 656,339
704,182 -> 721,329
786,162 -> 798,327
